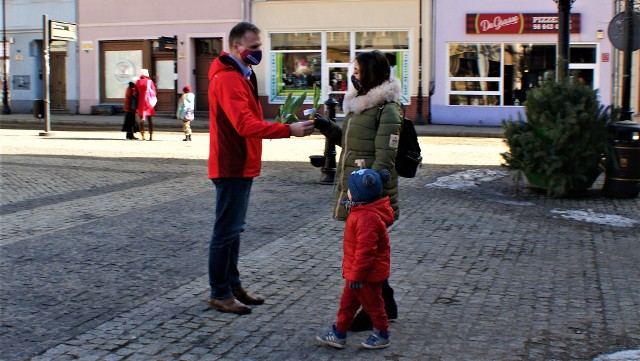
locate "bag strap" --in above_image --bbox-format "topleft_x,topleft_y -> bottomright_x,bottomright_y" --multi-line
146,79 -> 155,95
375,101 -> 405,128
375,102 -> 389,129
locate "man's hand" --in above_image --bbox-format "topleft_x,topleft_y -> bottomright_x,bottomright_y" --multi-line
349,281 -> 362,290
290,119 -> 315,137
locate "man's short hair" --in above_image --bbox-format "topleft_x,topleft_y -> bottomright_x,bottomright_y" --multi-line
229,22 -> 261,46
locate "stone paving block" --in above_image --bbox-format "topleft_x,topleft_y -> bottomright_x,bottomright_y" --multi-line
2,132 -> 639,360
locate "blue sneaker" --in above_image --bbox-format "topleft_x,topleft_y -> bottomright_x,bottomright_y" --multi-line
316,325 -> 347,349
361,329 -> 390,349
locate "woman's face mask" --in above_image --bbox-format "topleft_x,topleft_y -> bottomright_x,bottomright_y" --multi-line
350,75 -> 362,93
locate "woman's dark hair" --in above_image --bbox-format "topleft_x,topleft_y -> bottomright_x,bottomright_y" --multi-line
229,22 -> 261,46
355,50 -> 391,95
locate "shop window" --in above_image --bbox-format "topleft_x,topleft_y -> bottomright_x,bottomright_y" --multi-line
448,43 -> 501,107
272,33 -> 321,51
196,38 -> 222,57
505,44 -> 556,105
450,94 -> 501,106
154,60 -> 175,90
568,45 -> 597,88
103,49 -> 142,99
327,32 -> 350,63
270,31 -> 410,110
274,52 -> 321,94
570,45 -> 596,63
271,32 -> 321,97
356,31 -> 409,50
448,42 -> 597,107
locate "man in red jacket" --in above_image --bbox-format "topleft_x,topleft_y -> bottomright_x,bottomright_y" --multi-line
207,22 -> 315,315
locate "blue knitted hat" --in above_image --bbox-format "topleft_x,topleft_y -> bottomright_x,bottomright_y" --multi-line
348,169 -> 388,204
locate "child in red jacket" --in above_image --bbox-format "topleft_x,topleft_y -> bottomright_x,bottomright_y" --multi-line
316,168 -> 394,350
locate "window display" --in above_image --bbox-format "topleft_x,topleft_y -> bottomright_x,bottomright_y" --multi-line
104,50 -> 142,99
270,30 -> 410,114
448,43 -> 597,106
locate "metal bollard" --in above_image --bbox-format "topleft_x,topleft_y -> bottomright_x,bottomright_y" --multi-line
319,97 -> 338,184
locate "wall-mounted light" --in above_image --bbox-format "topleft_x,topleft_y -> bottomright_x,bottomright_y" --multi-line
81,41 -> 94,53
596,29 -> 604,39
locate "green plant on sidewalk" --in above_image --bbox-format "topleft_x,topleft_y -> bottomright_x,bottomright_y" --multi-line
501,80 -> 617,198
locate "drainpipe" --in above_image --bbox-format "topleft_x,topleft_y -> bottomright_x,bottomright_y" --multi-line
428,0 -> 436,123
2,0 -> 11,114
415,0 -> 424,124
243,0 -> 251,22
74,0 -> 79,114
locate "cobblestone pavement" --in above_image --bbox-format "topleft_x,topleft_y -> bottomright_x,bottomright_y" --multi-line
1,129 -> 639,361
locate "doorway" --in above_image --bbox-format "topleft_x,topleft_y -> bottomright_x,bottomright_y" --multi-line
50,52 -> 66,110
195,38 -> 222,111
152,52 -> 176,112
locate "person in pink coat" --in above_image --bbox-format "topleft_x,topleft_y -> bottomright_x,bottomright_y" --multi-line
135,69 -> 157,140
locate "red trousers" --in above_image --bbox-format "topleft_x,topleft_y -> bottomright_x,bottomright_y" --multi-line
336,281 -> 388,334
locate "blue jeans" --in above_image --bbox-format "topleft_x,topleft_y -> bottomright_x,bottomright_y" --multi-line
209,178 -> 253,300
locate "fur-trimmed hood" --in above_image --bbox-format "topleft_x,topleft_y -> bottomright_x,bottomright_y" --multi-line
343,78 -> 402,115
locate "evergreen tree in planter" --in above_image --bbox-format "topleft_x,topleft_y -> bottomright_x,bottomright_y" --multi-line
501,80 -> 616,198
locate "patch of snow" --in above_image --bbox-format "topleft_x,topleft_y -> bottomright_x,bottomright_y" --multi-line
494,199 -> 535,206
551,209 -> 639,228
426,169 -> 509,190
593,350 -> 640,361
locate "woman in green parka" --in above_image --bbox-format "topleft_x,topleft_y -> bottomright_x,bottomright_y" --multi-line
314,50 -> 402,331
315,50 -> 403,221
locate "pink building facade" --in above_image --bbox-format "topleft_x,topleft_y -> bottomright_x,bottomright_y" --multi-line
77,0 -> 251,114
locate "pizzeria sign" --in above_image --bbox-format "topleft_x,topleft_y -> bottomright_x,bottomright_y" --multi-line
466,13 -> 581,34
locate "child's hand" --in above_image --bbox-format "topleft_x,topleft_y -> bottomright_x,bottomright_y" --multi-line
349,281 -> 362,290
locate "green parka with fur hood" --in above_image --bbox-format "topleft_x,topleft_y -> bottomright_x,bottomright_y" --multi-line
320,78 -> 403,221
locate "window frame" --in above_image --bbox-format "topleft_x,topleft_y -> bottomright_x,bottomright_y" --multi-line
446,42 -> 599,107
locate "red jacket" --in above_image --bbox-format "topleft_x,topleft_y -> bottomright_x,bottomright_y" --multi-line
342,197 -> 394,282
123,86 -> 136,113
135,76 -> 156,118
207,52 -> 290,178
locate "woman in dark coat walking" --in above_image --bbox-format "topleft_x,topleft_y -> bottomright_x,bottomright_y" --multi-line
122,81 -> 140,140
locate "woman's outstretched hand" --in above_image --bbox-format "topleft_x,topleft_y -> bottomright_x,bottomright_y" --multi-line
314,113 -> 331,132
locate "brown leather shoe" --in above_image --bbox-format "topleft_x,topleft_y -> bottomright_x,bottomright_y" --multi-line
209,297 -> 251,315
232,288 -> 265,305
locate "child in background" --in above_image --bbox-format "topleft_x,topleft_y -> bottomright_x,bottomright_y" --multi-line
316,168 -> 394,350
177,85 -> 195,141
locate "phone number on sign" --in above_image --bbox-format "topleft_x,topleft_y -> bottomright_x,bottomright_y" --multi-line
532,23 -> 559,30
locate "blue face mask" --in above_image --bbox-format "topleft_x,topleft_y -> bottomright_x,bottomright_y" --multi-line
351,75 -> 362,93
341,198 -> 353,213
240,48 -> 262,65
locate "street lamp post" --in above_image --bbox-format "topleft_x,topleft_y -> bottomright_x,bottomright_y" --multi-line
554,0 -> 576,81
319,97 -> 338,184
2,0 -> 10,114
621,0 -> 635,120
